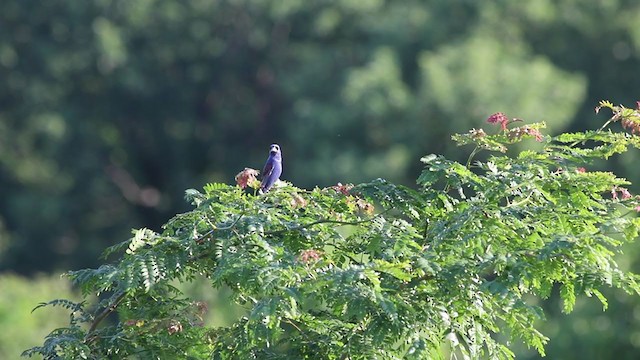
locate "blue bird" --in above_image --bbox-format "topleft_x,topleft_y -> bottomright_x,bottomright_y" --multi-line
260,144 -> 282,193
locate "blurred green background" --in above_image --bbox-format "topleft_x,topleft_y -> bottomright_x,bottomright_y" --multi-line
1,0 -> 639,358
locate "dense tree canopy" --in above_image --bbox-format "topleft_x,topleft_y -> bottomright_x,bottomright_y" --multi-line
24,104 -> 640,358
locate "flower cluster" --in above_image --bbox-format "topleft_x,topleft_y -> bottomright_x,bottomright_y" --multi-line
487,112 -> 509,130
507,125 -> 544,142
523,126 -> 544,142
298,249 -> 322,263
355,198 -> 375,214
469,128 -> 487,139
596,100 -> 640,135
329,182 -> 375,214
235,168 -> 260,189
167,321 -> 183,335
124,319 -> 144,327
621,118 -> 640,135
290,193 -> 308,208
330,182 -> 354,195
611,186 -> 632,201
191,301 -> 208,327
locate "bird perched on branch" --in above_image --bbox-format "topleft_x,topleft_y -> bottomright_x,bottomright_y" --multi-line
260,144 -> 282,193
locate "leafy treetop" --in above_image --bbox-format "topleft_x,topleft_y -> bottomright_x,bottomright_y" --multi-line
24,101 -> 640,359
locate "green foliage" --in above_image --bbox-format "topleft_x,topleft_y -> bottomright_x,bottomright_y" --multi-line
24,103 -> 640,359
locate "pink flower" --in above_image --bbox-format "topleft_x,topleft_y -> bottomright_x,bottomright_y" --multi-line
298,249 -> 322,263
611,187 -> 632,200
576,167 -> 586,173
506,126 -> 544,142
235,168 -> 259,189
634,205 -> 640,212
523,126 -> 544,142
487,112 -> 509,131
330,182 -> 354,196
621,119 -> 640,135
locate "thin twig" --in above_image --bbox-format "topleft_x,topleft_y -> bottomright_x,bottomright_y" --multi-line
265,209 -> 391,236
85,291 -> 126,341
195,206 -> 246,244
465,146 -> 482,169
567,115 -> 616,148
283,318 -> 307,338
421,217 -> 430,244
505,191 -> 534,208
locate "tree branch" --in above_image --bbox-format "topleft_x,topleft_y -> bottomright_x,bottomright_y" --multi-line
265,209 -> 391,236
85,291 -> 127,342
195,207 -> 246,244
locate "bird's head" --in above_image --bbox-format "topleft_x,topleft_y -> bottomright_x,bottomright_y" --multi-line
269,144 -> 281,156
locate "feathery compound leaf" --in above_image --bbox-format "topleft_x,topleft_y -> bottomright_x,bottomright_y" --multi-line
101,239 -> 131,260
560,283 -> 577,314
31,299 -> 85,314
127,228 -> 157,254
